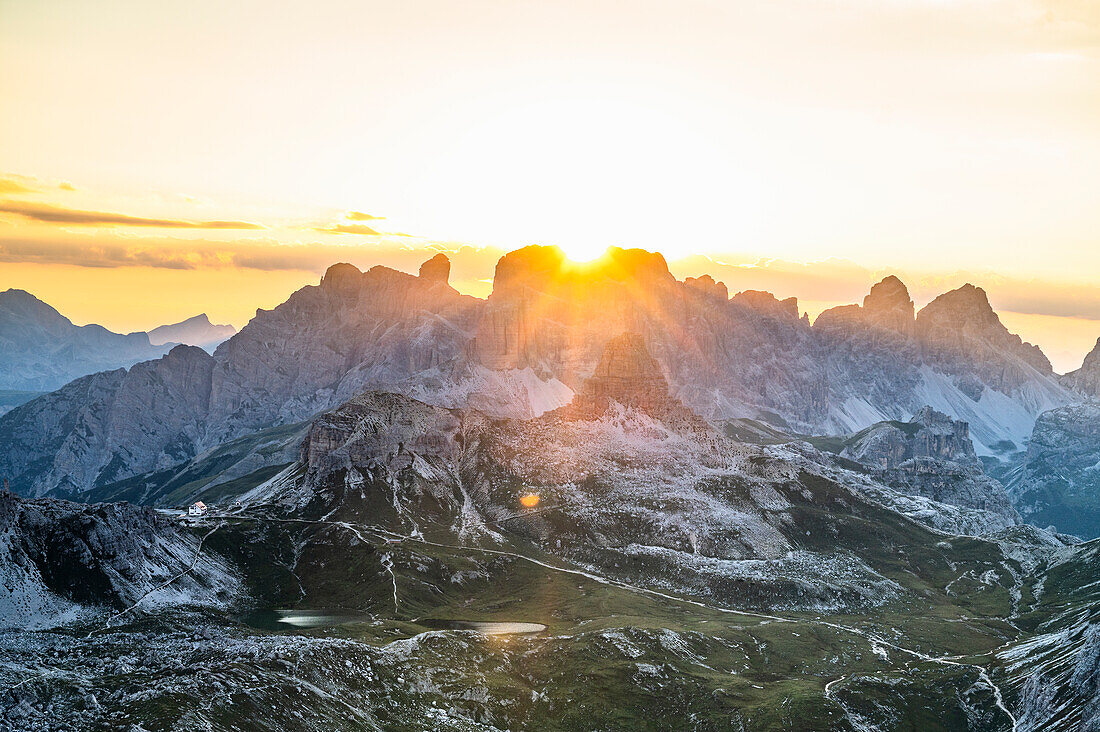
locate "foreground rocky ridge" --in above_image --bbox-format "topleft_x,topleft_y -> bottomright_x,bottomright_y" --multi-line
0,246 -> 1083,513
0,490 -> 240,629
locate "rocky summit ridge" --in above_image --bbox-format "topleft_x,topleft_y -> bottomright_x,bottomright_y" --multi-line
0,246 -> 1087,507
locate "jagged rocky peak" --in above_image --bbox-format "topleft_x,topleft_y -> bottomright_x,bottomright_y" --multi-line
731,290 -> 799,320
863,275 -> 914,330
813,275 -> 912,331
1063,337 -> 1100,397
147,313 -> 236,349
418,252 -> 451,285
916,283 -> 1052,374
684,274 -> 728,302
917,283 -> 1000,330
319,262 -> 364,293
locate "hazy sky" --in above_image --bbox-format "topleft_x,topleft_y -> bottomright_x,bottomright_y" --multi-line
1,0 -> 1098,370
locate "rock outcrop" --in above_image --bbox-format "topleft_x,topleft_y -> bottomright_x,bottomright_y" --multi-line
842,406 -> 977,469
418,252 -> 451,285
0,289 -> 171,391
839,407 -> 1018,528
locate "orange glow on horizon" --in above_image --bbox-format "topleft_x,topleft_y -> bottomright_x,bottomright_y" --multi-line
520,494 -> 540,508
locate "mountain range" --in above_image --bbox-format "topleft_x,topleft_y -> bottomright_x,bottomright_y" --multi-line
0,288 -> 236,399
1,246 -> 1096,536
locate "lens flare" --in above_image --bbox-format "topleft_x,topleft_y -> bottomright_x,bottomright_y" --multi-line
520,494 -> 540,508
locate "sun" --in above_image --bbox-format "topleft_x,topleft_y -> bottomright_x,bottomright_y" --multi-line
559,242 -> 608,263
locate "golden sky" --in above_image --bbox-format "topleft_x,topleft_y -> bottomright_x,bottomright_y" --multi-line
1,0 -> 1098,371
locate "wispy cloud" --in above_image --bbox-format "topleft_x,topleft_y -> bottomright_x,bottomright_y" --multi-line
0,177 -> 38,195
0,201 -> 263,229
346,211 -> 384,221
0,232 -> 500,278
313,223 -> 383,236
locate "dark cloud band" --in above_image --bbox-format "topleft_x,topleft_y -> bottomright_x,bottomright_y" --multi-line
0,201 -> 263,229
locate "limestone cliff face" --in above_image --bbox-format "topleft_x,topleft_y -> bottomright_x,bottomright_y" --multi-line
473,246 -> 680,380
472,245 -> 828,427
580,333 -> 671,408
556,333 -> 706,430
